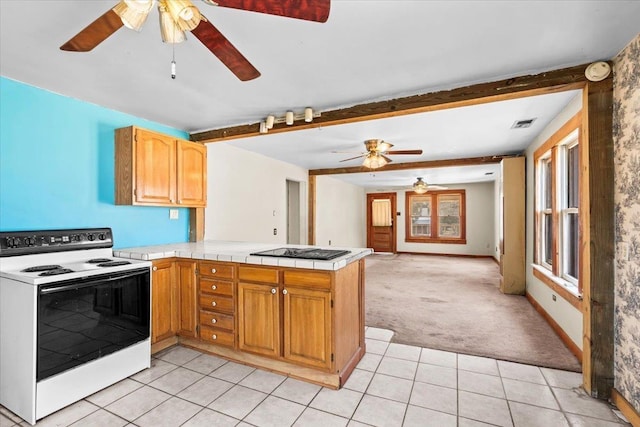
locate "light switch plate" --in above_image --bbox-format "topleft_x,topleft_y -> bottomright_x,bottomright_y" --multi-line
169,209 -> 179,220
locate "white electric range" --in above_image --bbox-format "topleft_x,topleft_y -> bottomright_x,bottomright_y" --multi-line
0,228 -> 152,425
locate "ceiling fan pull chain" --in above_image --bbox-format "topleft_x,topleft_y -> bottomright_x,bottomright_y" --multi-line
171,42 -> 176,79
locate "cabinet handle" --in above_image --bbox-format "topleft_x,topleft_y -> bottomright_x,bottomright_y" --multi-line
211,284 -> 217,290
212,334 -> 217,340
211,268 -> 217,274
211,318 -> 217,324
152,266 -> 157,271
211,301 -> 217,307
271,288 -> 277,294
282,289 -> 288,295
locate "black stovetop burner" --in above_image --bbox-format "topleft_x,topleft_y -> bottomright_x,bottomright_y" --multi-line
39,268 -> 73,276
22,264 -> 62,273
97,260 -> 131,267
87,258 -> 113,264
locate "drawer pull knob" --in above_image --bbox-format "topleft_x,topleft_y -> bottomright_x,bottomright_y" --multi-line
211,285 -> 217,290
212,334 -> 217,340
152,266 -> 157,271
283,289 -> 288,295
211,268 -> 217,274
211,301 -> 217,307
271,288 -> 277,294
211,318 -> 217,324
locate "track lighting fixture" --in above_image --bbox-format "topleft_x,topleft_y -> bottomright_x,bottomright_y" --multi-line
258,108 -> 321,134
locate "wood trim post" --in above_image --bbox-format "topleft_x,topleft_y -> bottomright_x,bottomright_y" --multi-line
582,78 -> 614,398
308,175 -> 316,245
189,207 -> 204,242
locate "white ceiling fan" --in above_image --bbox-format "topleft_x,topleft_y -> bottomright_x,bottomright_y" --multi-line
412,177 -> 447,194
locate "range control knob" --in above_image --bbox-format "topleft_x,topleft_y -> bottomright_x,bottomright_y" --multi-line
87,234 -> 96,241
27,237 -> 36,246
6,237 -> 14,247
98,233 -> 106,240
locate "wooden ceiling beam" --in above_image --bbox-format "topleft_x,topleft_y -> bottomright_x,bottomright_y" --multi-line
308,155 -> 511,176
190,64 -> 589,143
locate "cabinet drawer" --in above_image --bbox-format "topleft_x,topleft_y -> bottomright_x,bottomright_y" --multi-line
199,310 -> 234,331
199,262 -> 234,279
199,278 -> 233,297
283,270 -> 331,289
199,294 -> 234,313
238,266 -> 279,284
200,326 -> 234,348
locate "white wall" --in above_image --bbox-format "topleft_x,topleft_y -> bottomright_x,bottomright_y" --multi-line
204,143 -> 308,244
524,93 -> 583,349
368,181 -> 495,256
493,173 -> 502,262
315,175 -> 366,248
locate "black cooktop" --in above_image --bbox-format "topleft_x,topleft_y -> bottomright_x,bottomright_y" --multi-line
250,247 -> 350,261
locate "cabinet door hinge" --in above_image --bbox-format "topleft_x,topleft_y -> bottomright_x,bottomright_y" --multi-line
330,300 -> 334,308
195,324 -> 199,334
331,353 -> 334,362
133,188 -> 137,196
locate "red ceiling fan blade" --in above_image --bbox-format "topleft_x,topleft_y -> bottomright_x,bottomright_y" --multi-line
60,8 -> 124,52
339,154 -> 367,162
191,17 -> 261,81
386,150 -> 423,155
211,0 -> 330,22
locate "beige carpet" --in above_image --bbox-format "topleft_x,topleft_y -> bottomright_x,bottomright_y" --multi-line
365,253 -> 582,372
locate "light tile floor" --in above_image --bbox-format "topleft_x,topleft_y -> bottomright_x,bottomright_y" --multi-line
1,328 -> 631,427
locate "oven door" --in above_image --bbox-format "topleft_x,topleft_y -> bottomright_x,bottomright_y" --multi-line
37,268 -> 150,381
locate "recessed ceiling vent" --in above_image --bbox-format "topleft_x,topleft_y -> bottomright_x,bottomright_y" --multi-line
511,118 -> 537,129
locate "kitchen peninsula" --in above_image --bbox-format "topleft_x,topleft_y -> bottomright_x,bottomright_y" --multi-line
115,241 -> 372,389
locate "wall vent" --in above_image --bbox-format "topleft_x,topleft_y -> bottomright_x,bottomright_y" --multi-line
511,118 -> 536,129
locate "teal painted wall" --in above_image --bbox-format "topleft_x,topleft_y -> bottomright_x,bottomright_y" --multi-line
0,77 -> 190,248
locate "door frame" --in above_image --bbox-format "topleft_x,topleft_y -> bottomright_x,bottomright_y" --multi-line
366,192 -> 397,253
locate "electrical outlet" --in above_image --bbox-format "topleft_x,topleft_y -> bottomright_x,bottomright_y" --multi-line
169,209 -> 179,220
552,294 -> 557,301
329,240 -> 332,245
273,228 -> 277,235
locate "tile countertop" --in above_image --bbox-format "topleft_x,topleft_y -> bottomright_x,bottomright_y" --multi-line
114,241 -> 373,271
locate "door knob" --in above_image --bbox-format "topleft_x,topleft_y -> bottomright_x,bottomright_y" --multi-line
282,289 -> 288,295
271,288 -> 277,294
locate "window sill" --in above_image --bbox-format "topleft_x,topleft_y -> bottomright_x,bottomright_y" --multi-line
531,264 -> 582,310
405,238 -> 467,245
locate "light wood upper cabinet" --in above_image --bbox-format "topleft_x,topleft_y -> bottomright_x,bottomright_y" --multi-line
151,260 -> 177,344
177,140 -> 207,207
115,126 -> 206,207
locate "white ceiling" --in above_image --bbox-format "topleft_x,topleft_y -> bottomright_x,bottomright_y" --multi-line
1,1 -> 638,188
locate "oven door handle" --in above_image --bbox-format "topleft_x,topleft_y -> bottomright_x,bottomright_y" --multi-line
39,270 -> 148,295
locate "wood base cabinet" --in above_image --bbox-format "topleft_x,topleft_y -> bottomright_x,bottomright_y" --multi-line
152,257 -> 366,389
176,260 -> 197,338
198,261 -> 236,348
151,260 -> 177,343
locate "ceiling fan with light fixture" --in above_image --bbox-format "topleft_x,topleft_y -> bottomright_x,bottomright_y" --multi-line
412,177 -> 447,194
60,0 -> 330,81
335,139 -> 423,169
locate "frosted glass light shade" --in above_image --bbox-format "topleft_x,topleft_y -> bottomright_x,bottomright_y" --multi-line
159,4 -> 186,43
413,177 -> 428,194
164,0 -> 201,31
363,153 -> 388,169
114,0 -> 154,31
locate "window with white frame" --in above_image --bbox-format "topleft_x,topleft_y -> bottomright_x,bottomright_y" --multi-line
534,126 -> 581,296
